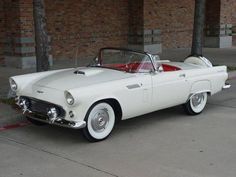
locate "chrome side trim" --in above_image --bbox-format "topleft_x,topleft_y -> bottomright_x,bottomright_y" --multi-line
27,113 -> 86,129
223,83 -> 231,89
126,84 -> 141,89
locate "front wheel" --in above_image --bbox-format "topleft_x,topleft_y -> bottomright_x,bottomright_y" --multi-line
82,102 -> 116,142
183,92 -> 208,115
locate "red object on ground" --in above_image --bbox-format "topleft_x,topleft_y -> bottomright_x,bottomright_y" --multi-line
0,121 -> 30,131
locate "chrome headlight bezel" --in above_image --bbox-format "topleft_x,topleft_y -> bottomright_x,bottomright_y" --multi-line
64,91 -> 75,105
9,78 -> 18,91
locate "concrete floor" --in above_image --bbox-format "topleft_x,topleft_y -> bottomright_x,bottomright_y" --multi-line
0,80 -> 235,177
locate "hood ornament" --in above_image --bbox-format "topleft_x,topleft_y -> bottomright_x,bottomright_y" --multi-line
37,90 -> 44,94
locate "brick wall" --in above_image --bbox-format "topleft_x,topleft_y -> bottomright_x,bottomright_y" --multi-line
232,0 -> 236,46
0,0 -> 5,64
144,0 -> 195,49
4,0 -> 21,57
45,0 -> 129,60
18,0 -> 35,38
232,1 -> 236,26
205,0 -> 220,27
220,0 -> 235,24
205,0 -> 236,28
3,0 -> 36,68
220,0 -> 236,46
228,0 -> 236,45
128,0 -> 144,35
18,0 -> 35,58
1,0 -> 235,66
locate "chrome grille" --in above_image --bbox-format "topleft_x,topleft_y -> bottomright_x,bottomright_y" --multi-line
20,96 -> 66,118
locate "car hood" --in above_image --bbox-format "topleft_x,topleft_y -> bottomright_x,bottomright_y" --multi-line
34,67 -> 134,91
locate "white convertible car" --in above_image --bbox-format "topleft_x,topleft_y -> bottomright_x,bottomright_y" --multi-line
10,48 -> 230,142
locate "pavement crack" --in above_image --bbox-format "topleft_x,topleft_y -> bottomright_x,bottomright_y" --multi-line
0,135 -> 120,177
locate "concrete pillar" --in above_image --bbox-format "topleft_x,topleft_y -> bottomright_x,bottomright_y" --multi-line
128,0 -> 162,54
3,0 -> 37,68
233,26 -> 236,46
204,0 -> 233,48
0,0 -> 5,65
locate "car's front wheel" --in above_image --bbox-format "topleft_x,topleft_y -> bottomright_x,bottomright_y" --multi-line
183,92 -> 208,115
82,102 -> 116,142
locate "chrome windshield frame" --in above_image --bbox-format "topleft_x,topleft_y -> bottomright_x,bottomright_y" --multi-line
95,47 -> 156,73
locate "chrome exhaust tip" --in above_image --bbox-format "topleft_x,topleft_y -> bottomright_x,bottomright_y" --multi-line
223,83 -> 231,89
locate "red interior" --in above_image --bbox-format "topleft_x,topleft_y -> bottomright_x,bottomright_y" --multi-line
104,63 -> 181,72
161,64 -> 181,72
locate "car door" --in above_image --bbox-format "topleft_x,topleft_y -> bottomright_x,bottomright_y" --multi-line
120,73 -> 153,119
151,70 -> 191,111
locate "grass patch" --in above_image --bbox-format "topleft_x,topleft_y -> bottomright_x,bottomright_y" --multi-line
0,98 -> 16,106
227,66 -> 236,71
0,98 -> 20,111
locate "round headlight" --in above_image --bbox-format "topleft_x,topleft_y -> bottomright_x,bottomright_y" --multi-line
65,91 -> 74,105
9,78 -> 17,91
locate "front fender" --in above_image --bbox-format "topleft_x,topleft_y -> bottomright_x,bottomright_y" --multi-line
68,83 -> 124,121
67,95 -> 123,122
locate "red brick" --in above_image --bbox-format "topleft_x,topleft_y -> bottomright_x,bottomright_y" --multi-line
0,0 -> 5,64
45,0 -> 129,59
144,0 -> 195,49
1,0 -> 236,65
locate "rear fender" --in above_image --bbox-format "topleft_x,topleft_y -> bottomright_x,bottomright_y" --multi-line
190,80 -> 211,95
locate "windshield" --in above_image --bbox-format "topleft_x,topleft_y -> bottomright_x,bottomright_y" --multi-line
91,48 -> 155,73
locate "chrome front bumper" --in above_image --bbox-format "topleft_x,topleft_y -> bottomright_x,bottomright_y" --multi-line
16,96 -> 86,129
26,113 -> 86,129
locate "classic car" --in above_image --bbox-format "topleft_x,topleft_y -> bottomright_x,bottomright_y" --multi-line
9,48 -> 230,142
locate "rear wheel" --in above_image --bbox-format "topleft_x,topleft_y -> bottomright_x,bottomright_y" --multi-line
27,117 -> 47,126
82,102 -> 116,142
183,92 -> 207,115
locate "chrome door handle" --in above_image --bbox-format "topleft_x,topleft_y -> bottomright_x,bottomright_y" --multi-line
179,73 -> 186,77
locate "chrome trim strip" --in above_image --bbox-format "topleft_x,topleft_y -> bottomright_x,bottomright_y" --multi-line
223,83 -> 231,89
27,114 -> 86,129
126,84 -> 141,89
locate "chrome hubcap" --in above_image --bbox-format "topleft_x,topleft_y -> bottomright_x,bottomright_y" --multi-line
91,109 -> 109,132
192,93 -> 204,107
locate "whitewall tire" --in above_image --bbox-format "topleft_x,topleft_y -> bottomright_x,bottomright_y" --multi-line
82,102 -> 116,142
183,92 -> 208,115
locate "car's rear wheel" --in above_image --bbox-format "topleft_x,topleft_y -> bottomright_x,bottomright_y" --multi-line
26,117 -> 47,126
183,92 -> 207,115
82,102 -> 116,142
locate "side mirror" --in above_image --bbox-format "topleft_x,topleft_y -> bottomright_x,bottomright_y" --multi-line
157,65 -> 164,72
